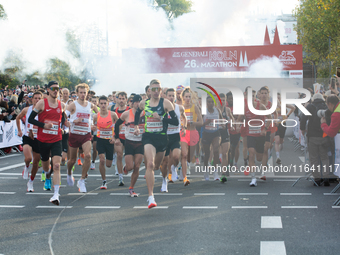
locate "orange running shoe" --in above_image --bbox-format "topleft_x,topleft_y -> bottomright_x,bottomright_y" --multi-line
168,173 -> 174,183
80,153 -> 85,159
183,177 -> 190,186
77,158 -> 83,166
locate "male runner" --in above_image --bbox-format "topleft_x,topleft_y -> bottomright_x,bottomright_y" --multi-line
160,88 -> 187,191
134,79 -> 179,208
28,81 -> 68,205
65,83 -> 98,193
17,91 -> 42,192
92,96 -> 118,189
115,94 -> 144,197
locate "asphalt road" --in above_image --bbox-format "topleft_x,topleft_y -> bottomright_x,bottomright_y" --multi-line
1,137 -> 340,255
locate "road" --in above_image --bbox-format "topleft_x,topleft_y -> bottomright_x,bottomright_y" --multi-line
0,137 -> 340,255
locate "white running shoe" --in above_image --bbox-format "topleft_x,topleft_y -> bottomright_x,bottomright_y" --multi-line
171,165 -> 178,182
179,169 -> 183,181
147,196 -> 157,209
90,162 -> 95,170
49,194 -> 60,205
77,179 -> 87,193
112,153 -> 117,166
213,171 -> 220,181
249,178 -> 257,187
27,180 -> 34,192
67,175 -> 75,186
204,172 -> 210,181
22,165 -> 30,180
100,181 -> 107,190
161,178 -> 168,192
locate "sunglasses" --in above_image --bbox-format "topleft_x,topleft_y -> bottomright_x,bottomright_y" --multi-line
50,87 -> 59,91
151,87 -> 161,92
71,95 -> 77,98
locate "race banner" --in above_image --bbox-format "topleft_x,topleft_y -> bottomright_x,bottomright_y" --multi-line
123,44 -> 303,73
0,121 -> 24,149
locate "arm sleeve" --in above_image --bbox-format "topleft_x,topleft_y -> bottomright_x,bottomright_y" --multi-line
134,108 -> 142,126
28,110 -> 45,128
163,110 -> 179,126
18,91 -> 24,105
321,112 -> 340,138
114,118 -> 124,139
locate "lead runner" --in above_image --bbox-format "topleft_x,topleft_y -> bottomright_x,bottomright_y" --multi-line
134,79 -> 179,208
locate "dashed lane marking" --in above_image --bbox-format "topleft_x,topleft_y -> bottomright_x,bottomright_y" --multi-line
281,206 -> 317,209
280,193 -> 312,195
0,192 -> 16,194
260,241 -> 286,255
261,216 -> 283,229
237,193 -> 268,195
85,206 -> 120,209
36,206 -> 73,209
232,206 -> 268,209
133,206 -> 168,209
183,206 -> 218,209
0,205 -> 25,208
194,193 -> 225,196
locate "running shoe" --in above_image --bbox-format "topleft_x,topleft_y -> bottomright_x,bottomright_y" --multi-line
220,175 -> 227,183
49,194 -> 60,205
204,172 -> 209,181
77,158 -> 82,166
61,160 -> 66,166
38,160 -> 42,168
115,164 -> 119,175
80,153 -> 85,159
118,175 -> 124,186
276,158 -> 282,165
129,188 -> 138,197
249,178 -> 257,187
168,173 -> 174,183
147,196 -> 157,209
100,181 -> 107,190
183,177 -> 190,186
27,180 -> 34,192
260,174 -> 267,181
44,178 -> 51,191
77,179 -> 87,193
161,178 -> 168,192
67,175 -> 75,186
90,162 -> 95,170
22,165 -> 30,180
72,165 -> 75,172
171,165 -> 178,182
123,165 -> 128,175
41,171 -> 46,182
213,171 -> 220,181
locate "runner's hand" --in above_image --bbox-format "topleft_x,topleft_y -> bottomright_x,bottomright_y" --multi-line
181,128 -> 186,137
321,117 -> 326,124
91,125 -> 96,132
114,138 -> 121,146
44,123 -> 53,129
110,137 -> 115,144
64,120 -> 70,127
18,130 -> 23,137
134,126 -> 140,136
152,112 -> 161,120
73,118 -> 83,123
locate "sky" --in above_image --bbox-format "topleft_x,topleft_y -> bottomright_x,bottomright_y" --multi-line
0,0 -> 301,94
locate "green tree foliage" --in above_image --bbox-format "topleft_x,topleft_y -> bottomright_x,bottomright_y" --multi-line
155,0 -> 193,21
294,0 -> 340,78
0,4 -> 7,20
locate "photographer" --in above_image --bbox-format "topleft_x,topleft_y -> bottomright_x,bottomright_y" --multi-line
300,93 -> 331,186
321,95 -> 340,177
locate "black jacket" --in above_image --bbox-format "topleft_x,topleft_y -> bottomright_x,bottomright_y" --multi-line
300,99 -> 327,138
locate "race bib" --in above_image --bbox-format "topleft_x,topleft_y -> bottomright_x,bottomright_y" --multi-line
43,120 -> 59,135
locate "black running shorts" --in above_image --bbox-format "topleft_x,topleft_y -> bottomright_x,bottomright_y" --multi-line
165,133 -> 181,156
247,136 -> 265,154
23,135 -> 40,154
96,138 -> 114,161
125,139 -> 144,156
39,140 -> 62,161
142,133 -> 168,153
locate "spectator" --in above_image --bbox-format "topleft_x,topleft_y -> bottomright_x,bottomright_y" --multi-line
300,93 -> 331,186
7,95 -> 19,120
0,100 -> 10,122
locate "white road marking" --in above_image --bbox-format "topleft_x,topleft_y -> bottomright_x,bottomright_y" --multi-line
232,206 -> 268,209
281,206 -> 317,209
299,156 -> 305,162
85,206 -> 120,209
133,206 -> 168,209
36,206 -> 73,208
332,206 -> 340,209
280,193 -> 312,196
194,193 -> 225,196
153,193 -> 183,195
0,154 -> 21,159
0,177 -> 18,179
0,192 -> 16,194
324,193 -> 340,196
237,193 -> 268,195
26,193 -> 53,195
261,216 -> 283,229
110,193 -> 132,196
0,205 -> 25,208
0,163 -> 25,172
183,206 -> 218,209
260,241 -> 286,255
67,193 -> 98,196
273,179 -> 296,182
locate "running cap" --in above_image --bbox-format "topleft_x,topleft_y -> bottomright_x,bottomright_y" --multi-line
132,94 -> 142,103
176,85 -> 185,91
47,81 -> 59,88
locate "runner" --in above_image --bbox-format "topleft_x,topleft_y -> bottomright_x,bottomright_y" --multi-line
28,81 -> 68,205
217,93 -> 234,182
115,94 -> 144,197
275,93 -> 295,164
134,79 -> 179,208
113,91 -> 130,186
92,96 -> 118,189
90,96 -> 99,170
239,88 -> 270,187
160,88 -> 187,191
16,91 -> 42,192
176,85 -> 185,106
65,83 -> 98,193
180,87 -> 203,185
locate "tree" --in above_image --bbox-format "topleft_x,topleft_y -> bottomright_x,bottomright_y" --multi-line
294,0 -> 340,78
0,4 -> 7,20
155,0 -> 193,21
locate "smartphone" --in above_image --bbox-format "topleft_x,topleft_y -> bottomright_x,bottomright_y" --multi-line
337,67 -> 340,77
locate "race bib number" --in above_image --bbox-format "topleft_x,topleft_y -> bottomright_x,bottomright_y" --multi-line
72,113 -> 90,135
146,117 -> 163,132
249,126 -> 261,134
43,120 -> 59,135
97,128 -> 112,139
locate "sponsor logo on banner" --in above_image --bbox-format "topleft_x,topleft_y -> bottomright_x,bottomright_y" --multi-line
279,50 -> 296,65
